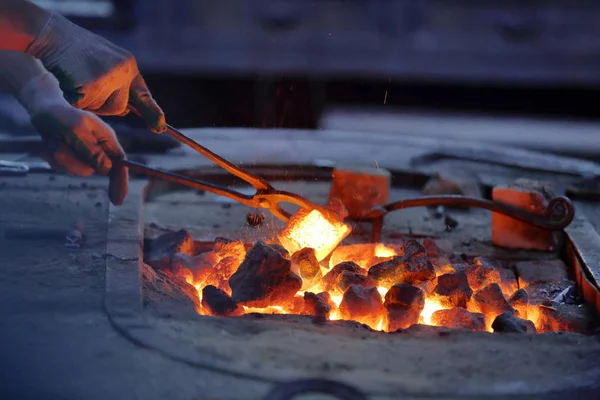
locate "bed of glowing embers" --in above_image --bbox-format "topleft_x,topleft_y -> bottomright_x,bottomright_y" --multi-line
146,208 -> 587,334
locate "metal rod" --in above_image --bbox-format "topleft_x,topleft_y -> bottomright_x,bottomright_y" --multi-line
127,105 -> 271,191
361,195 -> 575,243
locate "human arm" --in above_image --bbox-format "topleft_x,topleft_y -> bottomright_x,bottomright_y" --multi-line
0,50 -> 128,205
0,0 -> 165,133
0,0 -> 49,52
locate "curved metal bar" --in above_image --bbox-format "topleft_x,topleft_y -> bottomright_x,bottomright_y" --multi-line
264,378 -> 368,400
360,195 -> 575,243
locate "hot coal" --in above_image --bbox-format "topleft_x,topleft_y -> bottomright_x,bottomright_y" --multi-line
335,271 -> 377,295
401,240 -> 427,259
229,241 -> 302,308
384,284 -> 425,331
465,257 -> 502,291
145,229 -> 194,270
492,311 -> 536,334
203,256 -> 241,294
291,248 -> 322,290
508,289 -> 529,319
339,285 -> 384,327
470,283 -> 516,319
432,271 -> 473,308
422,239 -> 455,275
269,243 -> 290,259
402,256 -> 436,284
499,268 -> 519,296
303,291 -> 333,319
323,261 -> 367,292
368,255 -> 435,288
431,307 -> 486,331
201,285 -> 243,317
368,257 -> 404,288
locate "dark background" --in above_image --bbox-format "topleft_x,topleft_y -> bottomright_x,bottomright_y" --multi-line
24,0 -> 600,130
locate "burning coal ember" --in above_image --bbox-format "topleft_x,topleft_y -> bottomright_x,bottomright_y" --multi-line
144,204 -> 597,335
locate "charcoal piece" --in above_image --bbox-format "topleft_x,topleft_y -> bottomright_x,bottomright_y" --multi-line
339,285 -> 384,327
508,289 -> 529,319
172,251 -> 218,285
499,268 -> 519,296
229,241 -> 302,308
335,271 -> 377,295
514,259 -> 569,288
492,312 -> 536,334
269,243 -> 290,259
429,256 -> 456,276
203,256 -> 242,294
291,248 -> 322,290
401,240 -> 427,259
448,254 -> 470,271
417,277 -> 437,295
214,240 -> 246,260
368,257 -> 404,288
384,284 -> 425,331
201,285 -> 243,317
384,284 -> 425,309
303,292 -> 332,319
431,307 -> 486,331
145,229 -> 194,270
421,239 -> 443,258
470,283 -> 515,319
402,256 -> 436,283
432,271 -> 473,308
465,258 -> 502,292
368,256 -> 435,288
317,292 -> 337,310
322,261 -> 366,291
288,296 -> 306,314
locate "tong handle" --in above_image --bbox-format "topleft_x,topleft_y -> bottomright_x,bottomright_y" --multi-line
126,105 -> 271,191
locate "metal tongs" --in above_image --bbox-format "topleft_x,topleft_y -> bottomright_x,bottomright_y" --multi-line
118,106 -> 328,222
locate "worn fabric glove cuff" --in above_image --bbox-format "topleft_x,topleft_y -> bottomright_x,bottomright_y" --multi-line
0,52 -> 46,98
19,71 -> 69,115
26,13 -> 114,86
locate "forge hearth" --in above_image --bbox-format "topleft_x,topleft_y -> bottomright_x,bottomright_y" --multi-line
141,169 -> 599,338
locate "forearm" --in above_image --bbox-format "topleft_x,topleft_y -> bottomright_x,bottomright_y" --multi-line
0,50 -> 53,110
0,0 -> 50,52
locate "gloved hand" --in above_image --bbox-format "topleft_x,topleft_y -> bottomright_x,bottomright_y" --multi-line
25,12 -> 166,133
0,51 -> 128,205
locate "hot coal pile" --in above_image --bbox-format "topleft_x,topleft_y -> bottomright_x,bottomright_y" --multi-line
144,210 -> 596,334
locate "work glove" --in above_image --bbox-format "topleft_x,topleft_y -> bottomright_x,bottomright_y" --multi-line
0,51 -> 128,205
25,13 -> 166,133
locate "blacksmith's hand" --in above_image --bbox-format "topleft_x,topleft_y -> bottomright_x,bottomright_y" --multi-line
24,12 -> 166,133
0,51 -> 128,205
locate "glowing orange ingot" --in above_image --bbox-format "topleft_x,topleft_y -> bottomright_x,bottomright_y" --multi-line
277,208 -> 351,261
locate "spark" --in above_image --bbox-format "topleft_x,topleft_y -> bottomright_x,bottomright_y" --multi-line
383,90 -> 388,105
